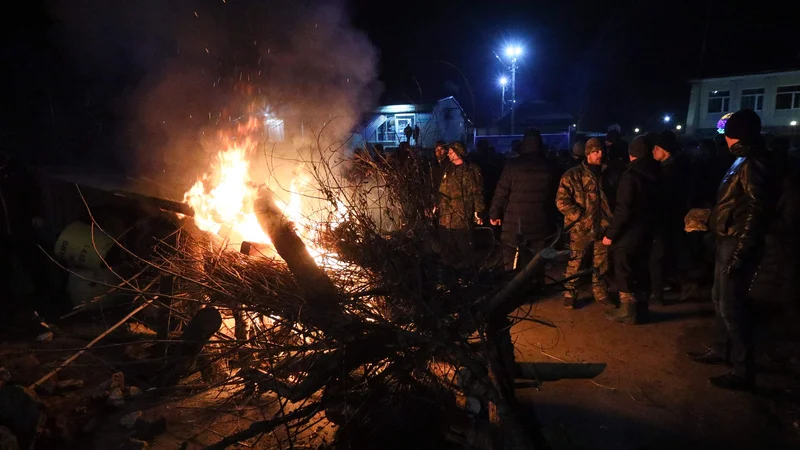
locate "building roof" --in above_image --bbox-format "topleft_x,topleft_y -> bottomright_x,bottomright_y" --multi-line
690,68 -> 800,83
373,96 -> 465,114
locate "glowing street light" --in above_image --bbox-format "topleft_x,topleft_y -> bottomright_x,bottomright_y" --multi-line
634,127 -> 640,133
663,115 -> 671,123
791,120 -> 798,127
676,124 -> 682,130
505,46 -> 523,58
497,43 -> 525,134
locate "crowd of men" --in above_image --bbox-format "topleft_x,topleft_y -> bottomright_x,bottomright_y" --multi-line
422,108 -> 800,392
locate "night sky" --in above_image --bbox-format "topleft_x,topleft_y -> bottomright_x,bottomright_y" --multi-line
1,0 -> 798,169
351,0 -> 800,130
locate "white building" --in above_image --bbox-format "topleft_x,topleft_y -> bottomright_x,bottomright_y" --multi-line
685,69 -> 800,135
360,96 -> 470,149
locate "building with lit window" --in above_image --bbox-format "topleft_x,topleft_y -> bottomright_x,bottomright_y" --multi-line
360,96 -> 471,149
685,69 -> 800,135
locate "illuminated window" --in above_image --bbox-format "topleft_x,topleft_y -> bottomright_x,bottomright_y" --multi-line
776,85 -> 800,110
708,90 -> 730,114
740,88 -> 764,111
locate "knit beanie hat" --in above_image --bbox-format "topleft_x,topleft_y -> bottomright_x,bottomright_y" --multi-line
585,138 -> 603,155
572,141 -> 585,157
655,130 -> 679,155
629,134 -> 654,159
724,109 -> 761,143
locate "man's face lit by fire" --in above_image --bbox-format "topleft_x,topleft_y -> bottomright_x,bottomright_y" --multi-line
653,145 -> 671,162
447,148 -> 463,164
435,145 -> 446,161
586,149 -> 603,165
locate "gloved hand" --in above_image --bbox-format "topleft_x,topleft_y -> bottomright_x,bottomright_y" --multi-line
724,256 -> 745,276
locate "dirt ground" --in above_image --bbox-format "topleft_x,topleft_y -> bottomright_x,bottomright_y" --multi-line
512,279 -> 800,450
3,262 -> 799,449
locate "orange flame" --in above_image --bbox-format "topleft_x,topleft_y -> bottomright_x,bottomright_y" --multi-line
183,116 -> 347,266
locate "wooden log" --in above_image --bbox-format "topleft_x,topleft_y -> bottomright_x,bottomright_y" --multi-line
486,247 -> 568,318
253,186 -> 347,333
153,307 -> 222,386
516,362 -> 606,382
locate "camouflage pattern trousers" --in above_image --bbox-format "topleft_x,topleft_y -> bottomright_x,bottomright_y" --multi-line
564,237 -> 609,301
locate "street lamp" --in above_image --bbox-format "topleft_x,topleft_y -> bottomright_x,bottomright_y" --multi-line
634,127 -> 640,133
663,115 -> 671,123
497,44 -> 524,134
791,120 -> 798,126
499,76 -> 508,117
676,124 -> 682,130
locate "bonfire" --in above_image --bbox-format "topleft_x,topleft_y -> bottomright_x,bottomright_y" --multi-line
59,117 -> 558,450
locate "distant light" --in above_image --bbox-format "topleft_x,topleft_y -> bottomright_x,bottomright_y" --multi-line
378,104 -> 415,114
663,115 -> 671,123
634,127 -> 640,133
499,76 -> 508,86
676,124 -> 682,130
792,120 -> 798,127
572,123 -> 577,127
504,45 -> 523,58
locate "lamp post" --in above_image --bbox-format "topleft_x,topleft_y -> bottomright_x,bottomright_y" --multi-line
497,44 -> 523,134
499,76 -> 508,117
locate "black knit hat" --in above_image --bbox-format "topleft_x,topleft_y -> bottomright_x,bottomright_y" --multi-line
655,130 -> 679,155
572,141 -> 585,157
724,109 -> 761,143
629,134 -> 654,159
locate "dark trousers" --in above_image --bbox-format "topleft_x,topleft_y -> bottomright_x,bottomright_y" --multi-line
649,236 -> 667,296
650,230 -> 692,294
712,236 -> 755,379
613,244 -> 650,294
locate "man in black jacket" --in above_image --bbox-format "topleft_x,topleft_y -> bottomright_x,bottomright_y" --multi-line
490,129 -> 560,270
603,135 -> 663,324
688,109 -> 773,391
649,130 -> 691,303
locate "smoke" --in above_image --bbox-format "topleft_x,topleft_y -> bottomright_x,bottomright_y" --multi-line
51,0 -> 382,197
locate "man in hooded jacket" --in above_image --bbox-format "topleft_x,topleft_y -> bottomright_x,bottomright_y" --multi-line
490,128 -> 560,270
603,135 -> 663,324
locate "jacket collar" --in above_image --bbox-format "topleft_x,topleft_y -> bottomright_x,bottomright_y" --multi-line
728,140 -> 764,158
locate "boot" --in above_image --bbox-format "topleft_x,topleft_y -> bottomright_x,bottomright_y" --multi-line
605,292 -> 637,324
595,294 -> 616,308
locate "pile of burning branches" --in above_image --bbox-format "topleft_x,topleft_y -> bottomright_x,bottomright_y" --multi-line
82,142 -> 557,450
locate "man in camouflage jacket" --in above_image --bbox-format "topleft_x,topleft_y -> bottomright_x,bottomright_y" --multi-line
437,142 -> 484,264
556,138 -> 613,308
